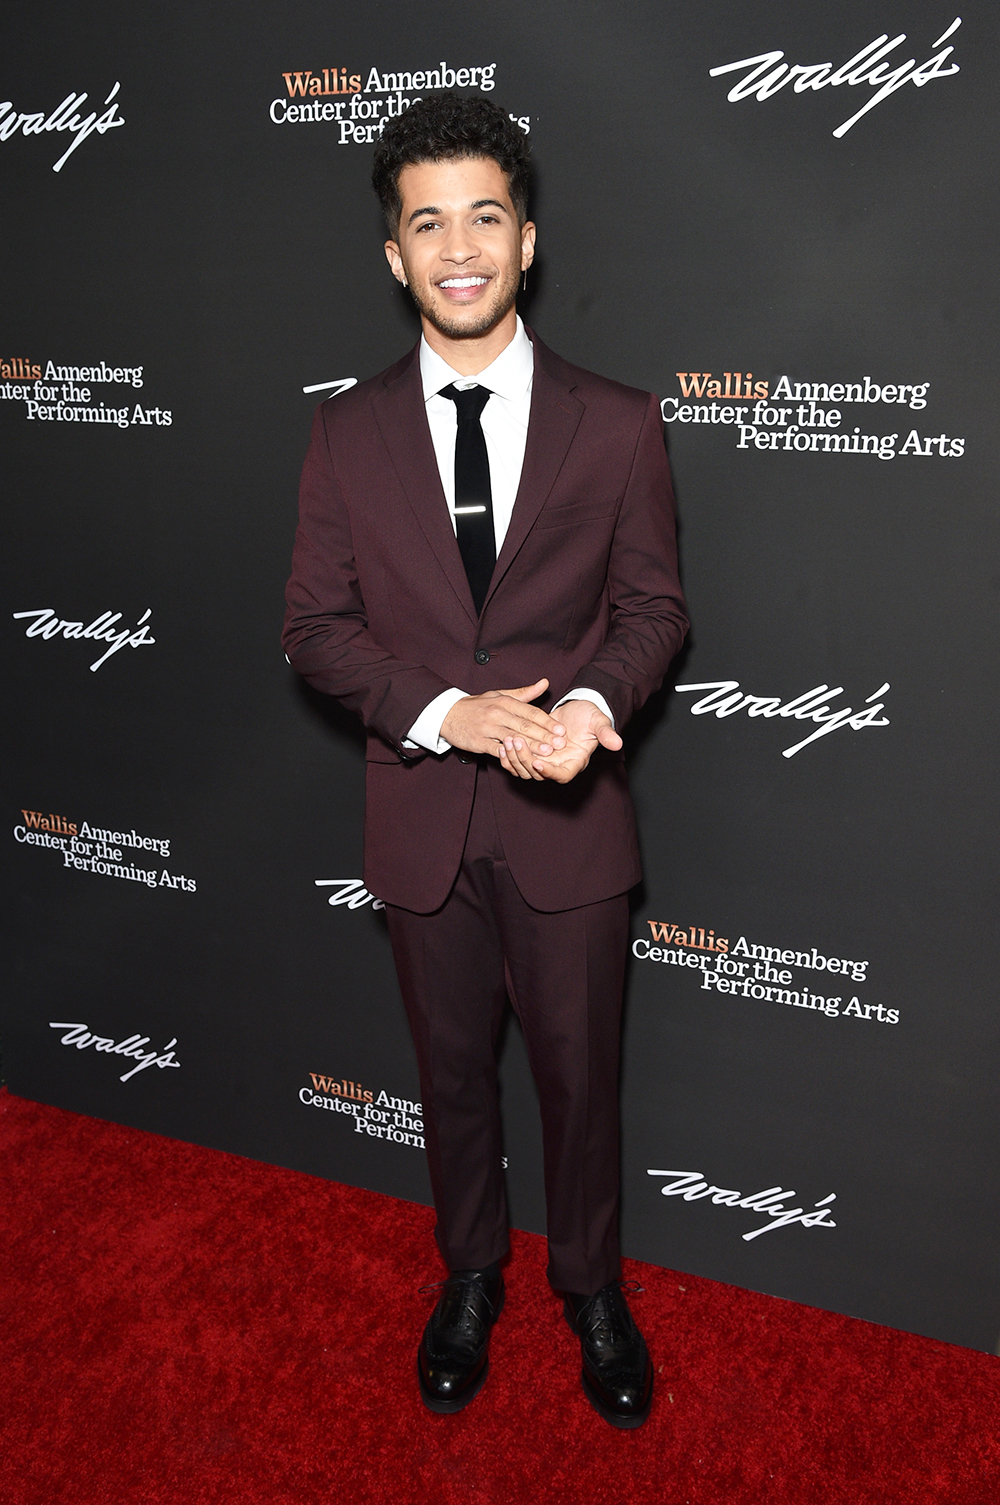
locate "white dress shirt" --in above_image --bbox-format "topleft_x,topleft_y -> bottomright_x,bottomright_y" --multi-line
405,317 -> 614,753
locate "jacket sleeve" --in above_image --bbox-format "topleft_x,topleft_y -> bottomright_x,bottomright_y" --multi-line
281,403 -> 453,753
570,393 -> 689,729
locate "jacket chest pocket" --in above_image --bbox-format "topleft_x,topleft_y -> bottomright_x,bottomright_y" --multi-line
534,497 -> 619,530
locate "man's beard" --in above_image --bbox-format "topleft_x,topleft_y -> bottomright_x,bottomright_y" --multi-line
407,261 -> 520,340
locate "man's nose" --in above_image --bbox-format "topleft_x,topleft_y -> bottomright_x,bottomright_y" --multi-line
440,231 -> 480,264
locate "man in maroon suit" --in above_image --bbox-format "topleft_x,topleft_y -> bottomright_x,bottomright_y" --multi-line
283,96 -> 687,1428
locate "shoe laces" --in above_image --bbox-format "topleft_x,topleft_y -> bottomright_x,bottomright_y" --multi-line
576,1280 -> 644,1349
419,1274 -> 499,1334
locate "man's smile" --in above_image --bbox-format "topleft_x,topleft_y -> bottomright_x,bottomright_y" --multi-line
435,273 -> 493,301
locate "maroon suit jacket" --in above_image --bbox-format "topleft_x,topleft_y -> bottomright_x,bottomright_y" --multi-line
282,330 -> 688,912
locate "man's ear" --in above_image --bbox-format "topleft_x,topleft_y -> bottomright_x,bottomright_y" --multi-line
520,220 -> 536,271
385,241 -> 407,286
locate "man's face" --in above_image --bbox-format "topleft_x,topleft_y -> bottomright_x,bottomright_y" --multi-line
384,156 -> 535,343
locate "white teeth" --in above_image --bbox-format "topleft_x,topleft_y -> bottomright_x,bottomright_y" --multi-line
439,276 -> 488,288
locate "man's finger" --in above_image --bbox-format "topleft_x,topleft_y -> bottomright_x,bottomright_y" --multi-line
532,745 -> 590,782
500,751 -> 531,781
495,698 -> 565,735
500,738 -> 535,779
498,744 -> 521,778
503,728 -> 561,757
504,678 -> 549,702
498,701 -> 563,735
490,703 -> 565,746
506,737 -> 545,779
537,759 -> 578,783
513,711 -> 565,746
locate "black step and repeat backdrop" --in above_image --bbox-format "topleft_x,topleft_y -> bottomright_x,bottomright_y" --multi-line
5,1 -> 998,1352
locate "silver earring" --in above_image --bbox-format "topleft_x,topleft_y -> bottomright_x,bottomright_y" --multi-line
522,267 -> 528,292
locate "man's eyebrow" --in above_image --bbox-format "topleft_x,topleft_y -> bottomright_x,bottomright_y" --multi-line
406,198 -> 510,226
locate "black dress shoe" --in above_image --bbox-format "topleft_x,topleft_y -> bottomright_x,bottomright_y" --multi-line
564,1281 -> 653,1429
418,1266 -> 505,1414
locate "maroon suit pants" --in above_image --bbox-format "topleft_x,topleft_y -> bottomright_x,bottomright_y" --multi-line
384,761 -> 628,1296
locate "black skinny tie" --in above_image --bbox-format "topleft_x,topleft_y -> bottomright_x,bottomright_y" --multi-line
441,383 -> 496,615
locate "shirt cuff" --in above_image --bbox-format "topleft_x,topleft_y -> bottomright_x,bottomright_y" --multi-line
404,687 -> 469,754
553,687 -> 616,729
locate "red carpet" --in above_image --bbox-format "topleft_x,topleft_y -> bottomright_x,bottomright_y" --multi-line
2,1089 -> 998,1504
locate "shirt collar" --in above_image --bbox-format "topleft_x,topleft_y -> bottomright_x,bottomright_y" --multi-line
419,316 -> 534,404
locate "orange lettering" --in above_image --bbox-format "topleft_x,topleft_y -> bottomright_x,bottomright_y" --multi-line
675,372 -> 711,398
282,71 -> 313,97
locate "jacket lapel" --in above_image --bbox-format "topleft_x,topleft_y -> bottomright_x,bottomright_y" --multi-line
370,346 -> 478,625
484,335 -> 585,609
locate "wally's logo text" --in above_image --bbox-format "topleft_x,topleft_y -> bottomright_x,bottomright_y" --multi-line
13,608 -> 155,672
0,83 -> 125,171
709,18 -> 961,138
674,680 -> 891,758
49,1022 -> 181,1083
647,1169 -> 837,1241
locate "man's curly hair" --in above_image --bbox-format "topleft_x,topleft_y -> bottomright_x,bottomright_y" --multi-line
372,94 -> 531,237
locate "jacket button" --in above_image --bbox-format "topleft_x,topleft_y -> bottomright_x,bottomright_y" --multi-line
474,649 -> 490,665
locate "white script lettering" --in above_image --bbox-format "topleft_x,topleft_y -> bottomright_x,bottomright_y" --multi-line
49,1022 -> 181,1082
315,878 -> 385,911
0,83 -> 125,171
12,608 -> 155,671
301,377 -> 358,397
647,1169 -> 837,1241
709,18 -> 961,137
674,680 -> 890,758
